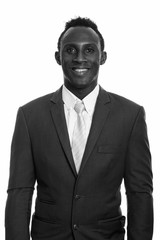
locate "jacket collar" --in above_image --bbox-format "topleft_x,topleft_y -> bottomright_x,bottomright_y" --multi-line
50,85 -> 111,105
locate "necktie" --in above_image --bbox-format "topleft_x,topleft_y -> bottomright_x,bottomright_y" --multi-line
72,101 -> 86,173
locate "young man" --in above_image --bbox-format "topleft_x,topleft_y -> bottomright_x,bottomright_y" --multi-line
5,17 -> 153,240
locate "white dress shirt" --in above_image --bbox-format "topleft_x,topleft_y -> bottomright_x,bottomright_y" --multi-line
62,85 -> 99,148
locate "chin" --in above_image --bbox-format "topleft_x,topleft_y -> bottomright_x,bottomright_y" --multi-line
74,78 -> 93,86
74,82 -> 91,89
65,76 -> 96,90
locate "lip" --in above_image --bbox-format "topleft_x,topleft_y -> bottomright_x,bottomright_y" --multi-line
71,67 -> 90,75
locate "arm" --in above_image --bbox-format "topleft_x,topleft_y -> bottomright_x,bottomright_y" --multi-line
5,107 -> 36,240
124,106 -> 153,240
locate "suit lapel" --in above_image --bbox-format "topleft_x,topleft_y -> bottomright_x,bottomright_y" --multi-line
49,86 -> 111,178
78,87 -> 111,176
50,87 -> 77,177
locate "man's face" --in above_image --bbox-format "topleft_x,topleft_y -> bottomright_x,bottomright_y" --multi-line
55,26 -> 106,89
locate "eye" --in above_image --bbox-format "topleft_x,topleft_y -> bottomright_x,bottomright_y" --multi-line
85,47 -> 95,54
66,47 -> 77,54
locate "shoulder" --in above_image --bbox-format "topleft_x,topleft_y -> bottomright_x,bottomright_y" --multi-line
99,86 -> 144,118
17,93 -> 53,123
17,87 -> 62,122
20,87 -> 62,112
108,91 -> 141,109
22,92 -> 53,109
100,86 -> 141,108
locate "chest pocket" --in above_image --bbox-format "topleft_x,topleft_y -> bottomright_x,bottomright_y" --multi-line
98,145 -> 124,154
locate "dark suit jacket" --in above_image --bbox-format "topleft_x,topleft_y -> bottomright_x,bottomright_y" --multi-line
5,86 -> 153,240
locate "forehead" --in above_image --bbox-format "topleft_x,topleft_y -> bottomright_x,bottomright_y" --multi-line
61,26 -> 100,47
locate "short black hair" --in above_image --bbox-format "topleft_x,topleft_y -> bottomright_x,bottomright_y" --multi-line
57,17 -> 105,51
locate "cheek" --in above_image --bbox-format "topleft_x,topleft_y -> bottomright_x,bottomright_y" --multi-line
89,54 -> 101,65
92,60 -> 100,71
61,52 -> 72,66
61,59 -> 71,72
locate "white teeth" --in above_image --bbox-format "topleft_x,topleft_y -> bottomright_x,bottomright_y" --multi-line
74,69 -> 88,73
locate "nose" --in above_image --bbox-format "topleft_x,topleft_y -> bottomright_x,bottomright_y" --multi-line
73,51 -> 87,63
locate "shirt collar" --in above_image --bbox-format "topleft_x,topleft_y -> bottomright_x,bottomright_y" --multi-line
62,84 -> 99,116
82,85 -> 99,116
62,85 -> 77,110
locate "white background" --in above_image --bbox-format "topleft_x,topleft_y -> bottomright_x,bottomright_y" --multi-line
0,0 -> 159,239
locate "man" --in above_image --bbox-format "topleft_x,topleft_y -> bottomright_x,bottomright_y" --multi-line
5,17 -> 153,240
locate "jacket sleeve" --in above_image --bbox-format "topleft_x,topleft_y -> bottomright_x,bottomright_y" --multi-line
124,106 -> 153,240
5,107 -> 36,240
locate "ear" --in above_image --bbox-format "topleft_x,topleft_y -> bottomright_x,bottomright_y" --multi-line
100,51 -> 107,65
55,51 -> 61,65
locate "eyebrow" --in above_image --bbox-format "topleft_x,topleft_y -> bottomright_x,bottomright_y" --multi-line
63,42 -> 98,48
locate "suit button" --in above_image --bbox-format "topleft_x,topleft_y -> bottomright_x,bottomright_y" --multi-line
73,224 -> 78,230
75,195 -> 81,200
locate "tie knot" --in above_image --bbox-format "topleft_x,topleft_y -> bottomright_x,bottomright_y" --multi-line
74,101 -> 85,114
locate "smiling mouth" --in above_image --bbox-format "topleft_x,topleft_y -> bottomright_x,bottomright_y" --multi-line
72,68 -> 89,74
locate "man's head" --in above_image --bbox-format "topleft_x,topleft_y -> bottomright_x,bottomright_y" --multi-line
57,17 -> 105,52
55,17 -> 107,92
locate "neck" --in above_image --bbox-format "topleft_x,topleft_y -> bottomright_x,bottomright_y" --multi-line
64,81 -> 97,100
